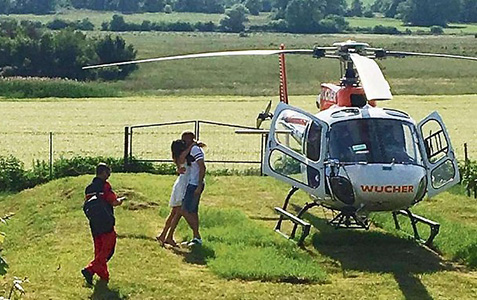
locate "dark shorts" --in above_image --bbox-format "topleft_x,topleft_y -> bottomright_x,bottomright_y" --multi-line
182,183 -> 204,213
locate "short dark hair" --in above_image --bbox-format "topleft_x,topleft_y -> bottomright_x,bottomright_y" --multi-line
96,163 -> 110,176
181,131 -> 195,140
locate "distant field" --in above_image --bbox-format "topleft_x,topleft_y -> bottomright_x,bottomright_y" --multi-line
0,95 -> 476,167
2,9 -> 476,35
348,17 -> 477,35
2,12 -> 477,96
0,9 -> 270,28
97,32 -> 477,96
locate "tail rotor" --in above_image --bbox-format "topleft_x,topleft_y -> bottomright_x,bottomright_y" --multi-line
256,100 -> 273,129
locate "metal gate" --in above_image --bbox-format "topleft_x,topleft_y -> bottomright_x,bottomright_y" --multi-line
124,120 -> 267,174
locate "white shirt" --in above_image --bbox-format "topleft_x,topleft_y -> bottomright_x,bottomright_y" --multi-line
188,145 -> 205,185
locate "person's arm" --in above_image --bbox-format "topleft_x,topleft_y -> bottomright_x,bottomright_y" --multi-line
195,159 -> 206,196
103,182 -> 123,206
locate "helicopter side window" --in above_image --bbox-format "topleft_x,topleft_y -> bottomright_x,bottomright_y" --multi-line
274,110 -> 310,156
269,149 -> 320,188
305,121 -> 322,161
305,121 -> 322,188
420,119 -> 449,163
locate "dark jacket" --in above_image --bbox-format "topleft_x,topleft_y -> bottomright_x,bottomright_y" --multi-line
84,177 -> 116,236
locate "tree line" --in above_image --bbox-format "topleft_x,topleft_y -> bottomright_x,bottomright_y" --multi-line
1,0 -> 476,26
0,20 -> 137,80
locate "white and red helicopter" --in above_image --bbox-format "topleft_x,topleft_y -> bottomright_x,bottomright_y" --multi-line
84,40 -> 477,246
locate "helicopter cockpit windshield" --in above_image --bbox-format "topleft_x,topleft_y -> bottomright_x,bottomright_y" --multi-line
329,119 -> 422,165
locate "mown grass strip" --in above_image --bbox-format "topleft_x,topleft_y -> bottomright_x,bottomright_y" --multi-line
159,207 -> 327,283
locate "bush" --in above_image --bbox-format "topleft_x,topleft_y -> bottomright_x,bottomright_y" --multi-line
0,154 -> 178,192
164,4 -> 172,13
372,25 -> 401,35
0,156 -> 27,192
430,25 -> 444,35
459,160 -> 477,196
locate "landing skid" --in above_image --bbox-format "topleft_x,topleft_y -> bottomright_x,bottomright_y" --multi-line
392,209 -> 440,246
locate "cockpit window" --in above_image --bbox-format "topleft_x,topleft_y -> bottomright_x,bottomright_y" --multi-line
328,119 -> 422,164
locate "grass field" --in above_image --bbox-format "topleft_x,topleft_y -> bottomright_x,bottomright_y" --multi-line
2,9 -> 476,35
0,174 -> 476,299
0,95 -> 476,167
91,32 -> 477,96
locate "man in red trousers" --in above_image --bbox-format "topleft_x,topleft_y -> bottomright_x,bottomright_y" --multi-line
81,163 -> 124,285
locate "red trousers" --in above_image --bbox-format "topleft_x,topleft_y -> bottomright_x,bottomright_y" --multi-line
85,230 -> 117,281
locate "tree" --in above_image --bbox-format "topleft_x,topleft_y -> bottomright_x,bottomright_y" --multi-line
319,14 -> 348,32
460,0 -> 477,23
109,14 -> 128,31
219,4 -> 249,32
244,0 -> 261,15
322,0 -> 346,16
143,0 -> 165,12
0,0 -> 10,14
117,0 -> 139,13
175,0 -> 225,13
94,35 -> 138,80
397,0 -> 460,27
284,0 -> 324,33
371,0 -> 405,17
348,0 -> 363,17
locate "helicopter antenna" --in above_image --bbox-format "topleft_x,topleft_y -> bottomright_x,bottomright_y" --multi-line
279,44 -> 289,104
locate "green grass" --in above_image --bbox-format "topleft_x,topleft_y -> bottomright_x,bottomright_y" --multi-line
0,174 -> 476,299
0,95 -> 476,168
371,185 -> 477,268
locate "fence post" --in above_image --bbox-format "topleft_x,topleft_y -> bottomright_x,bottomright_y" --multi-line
464,143 -> 470,197
49,132 -> 53,179
124,127 -> 129,170
195,121 -> 200,141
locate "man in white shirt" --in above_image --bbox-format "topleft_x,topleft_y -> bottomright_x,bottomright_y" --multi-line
165,131 -> 206,246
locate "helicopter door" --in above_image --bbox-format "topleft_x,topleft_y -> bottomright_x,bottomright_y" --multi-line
417,111 -> 460,198
264,102 -> 328,198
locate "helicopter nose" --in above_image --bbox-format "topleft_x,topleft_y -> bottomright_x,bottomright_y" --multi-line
345,164 -> 426,211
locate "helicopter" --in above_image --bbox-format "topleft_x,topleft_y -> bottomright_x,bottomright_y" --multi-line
83,40 -> 477,247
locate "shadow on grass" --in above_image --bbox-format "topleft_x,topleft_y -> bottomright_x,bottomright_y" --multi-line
295,206 -> 452,300
170,244 -> 215,265
90,280 -> 127,300
117,233 -> 157,242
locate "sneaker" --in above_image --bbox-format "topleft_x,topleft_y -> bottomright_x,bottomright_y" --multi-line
81,268 -> 93,285
187,238 -> 203,247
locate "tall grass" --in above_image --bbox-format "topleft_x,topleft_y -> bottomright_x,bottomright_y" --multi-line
0,77 -> 119,98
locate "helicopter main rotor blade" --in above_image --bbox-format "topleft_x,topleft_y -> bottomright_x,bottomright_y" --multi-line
350,53 -> 392,101
385,51 -> 477,61
83,49 -> 314,70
